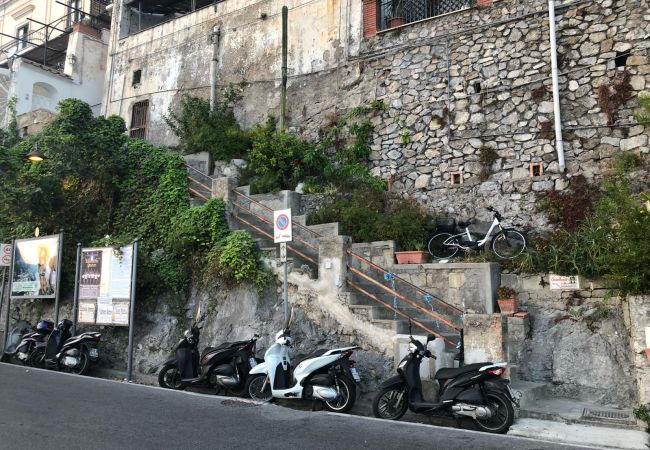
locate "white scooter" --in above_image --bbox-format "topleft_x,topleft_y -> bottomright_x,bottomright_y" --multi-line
246,310 -> 361,413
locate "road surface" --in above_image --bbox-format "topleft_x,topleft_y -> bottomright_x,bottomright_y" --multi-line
0,363 -> 596,450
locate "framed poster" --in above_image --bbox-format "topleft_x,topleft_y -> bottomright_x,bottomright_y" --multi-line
77,245 -> 134,326
10,235 -> 60,299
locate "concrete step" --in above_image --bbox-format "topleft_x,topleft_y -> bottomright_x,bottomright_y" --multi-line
509,380 -> 548,409
517,397 -> 640,431
508,418 -> 648,450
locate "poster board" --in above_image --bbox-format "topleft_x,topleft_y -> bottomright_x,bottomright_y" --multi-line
10,235 -> 60,299
77,245 -> 133,326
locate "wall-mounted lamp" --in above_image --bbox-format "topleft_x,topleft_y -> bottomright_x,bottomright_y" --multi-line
26,144 -> 46,162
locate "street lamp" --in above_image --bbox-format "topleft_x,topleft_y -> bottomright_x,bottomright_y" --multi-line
25,144 -> 46,162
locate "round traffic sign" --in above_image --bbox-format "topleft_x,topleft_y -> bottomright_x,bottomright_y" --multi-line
276,214 -> 289,230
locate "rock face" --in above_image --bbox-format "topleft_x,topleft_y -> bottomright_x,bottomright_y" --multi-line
503,273 -> 638,406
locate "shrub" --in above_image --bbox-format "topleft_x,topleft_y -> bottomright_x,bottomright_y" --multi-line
216,231 -> 269,291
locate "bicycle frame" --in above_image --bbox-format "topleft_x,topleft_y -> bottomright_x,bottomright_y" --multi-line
444,217 -> 502,249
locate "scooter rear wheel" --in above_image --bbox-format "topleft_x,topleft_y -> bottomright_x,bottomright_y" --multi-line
158,364 -> 185,390
246,374 -> 273,402
473,390 -> 515,434
27,348 -> 46,369
372,386 -> 408,420
324,376 -> 356,413
69,348 -> 90,375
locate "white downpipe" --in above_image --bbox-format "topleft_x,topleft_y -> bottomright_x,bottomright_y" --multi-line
548,0 -> 566,173
209,26 -> 220,111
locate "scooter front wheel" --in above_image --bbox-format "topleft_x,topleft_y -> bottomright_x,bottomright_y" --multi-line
27,348 -> 46,369
372,385 -> 408,420
474,390 -> 515,434
246,374 -> 273,402
158,364 -> 185,390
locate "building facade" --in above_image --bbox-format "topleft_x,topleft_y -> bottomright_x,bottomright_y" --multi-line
0,0 -> 112,133
103,0 -> 649,228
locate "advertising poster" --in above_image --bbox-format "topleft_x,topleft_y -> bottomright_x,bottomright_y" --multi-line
78,245 -> 133,326
79,250 -> 102,299
78,299 -> 97,324
10,235 -> 60,299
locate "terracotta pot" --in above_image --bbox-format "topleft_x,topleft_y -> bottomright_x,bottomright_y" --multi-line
476,0 -> 493,7
497,297 -> 518,316
72,22 -> 101,38
388,17 -> 406,28
395,251 -> 428,264
645,348 -> 650,364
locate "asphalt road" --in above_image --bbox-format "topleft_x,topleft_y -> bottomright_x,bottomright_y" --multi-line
0,363 -> 594,450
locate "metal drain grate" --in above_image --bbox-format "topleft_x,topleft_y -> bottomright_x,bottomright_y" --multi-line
582,408 -> 633,423
221,399 -> 259,408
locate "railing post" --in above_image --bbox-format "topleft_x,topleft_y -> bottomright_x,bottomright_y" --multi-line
211,176 -> 236,205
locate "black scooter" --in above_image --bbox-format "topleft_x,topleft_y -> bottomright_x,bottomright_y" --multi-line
372,330 -> 519,434
158,313 -> 262,396
31,319 -> 102,375
12,319 -> 54,365
1,308 -> 34,364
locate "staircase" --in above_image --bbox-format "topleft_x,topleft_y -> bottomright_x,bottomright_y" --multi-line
184,166 -> 464,352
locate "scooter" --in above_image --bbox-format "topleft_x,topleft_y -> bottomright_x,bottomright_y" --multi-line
372,328 -> 520,434
31,319 -> 102,375
12,319 -> 54,365
1,308 -> 34,364
246,309 -> 361,413
158,312 -> 261,396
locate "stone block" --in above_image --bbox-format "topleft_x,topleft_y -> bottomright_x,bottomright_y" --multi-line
464,314 -> 505,364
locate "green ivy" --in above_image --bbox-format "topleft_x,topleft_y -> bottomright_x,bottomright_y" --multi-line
216,231 -> 270,292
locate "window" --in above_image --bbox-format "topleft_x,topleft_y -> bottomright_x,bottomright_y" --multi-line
16,24 -> 28,50
378,0 -> 471,31
529,162 -> 543,177
615,51 -> 629,68
67,0 -> 83,28
130,100 -> 149,139
450,171 -> 463,185
132,70 -> 142,86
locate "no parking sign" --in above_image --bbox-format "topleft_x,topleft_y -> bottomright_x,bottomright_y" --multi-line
1,243 -> 12,266
273,209 -> 292,243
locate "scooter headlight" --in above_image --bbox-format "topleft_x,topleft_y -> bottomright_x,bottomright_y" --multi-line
408,342 -> 417,353
184,329 -> 192,339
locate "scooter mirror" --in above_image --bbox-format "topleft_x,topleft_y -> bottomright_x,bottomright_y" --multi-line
427,333 -> 436,342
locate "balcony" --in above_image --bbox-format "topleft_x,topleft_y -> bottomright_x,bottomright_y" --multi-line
378,0 -> 472,30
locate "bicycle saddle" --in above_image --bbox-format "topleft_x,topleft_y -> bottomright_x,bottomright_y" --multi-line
457,218 -> 475,228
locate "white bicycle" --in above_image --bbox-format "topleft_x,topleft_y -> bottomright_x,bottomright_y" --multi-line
427,207 -> 527,260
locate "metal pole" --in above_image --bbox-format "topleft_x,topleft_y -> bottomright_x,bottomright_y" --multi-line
283,259 -> 288,323
209,26 -> 221,111
279,5 -> 288,131
126,238 -> 139,382
0,267 -> 6,355
548,0 -> 565,173
53,231 -> 64,325
2,238 -> 16,356
71,243 -> 81,336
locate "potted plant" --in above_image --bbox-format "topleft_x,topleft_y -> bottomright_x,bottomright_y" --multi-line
395,240 -> 429,264
388,0 -> 406,28
496,286 -> 518,316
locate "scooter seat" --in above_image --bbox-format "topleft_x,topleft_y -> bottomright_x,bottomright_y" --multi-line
294,349 -> 329,366
434,362 -> 493,380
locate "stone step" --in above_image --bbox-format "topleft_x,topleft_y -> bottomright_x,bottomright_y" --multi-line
516,397 -> 641,431
509,380 -> 548,409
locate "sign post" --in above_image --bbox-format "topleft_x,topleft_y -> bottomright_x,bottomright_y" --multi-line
274,209 -> 292,323
2,238 -> 16,356
126,238 -> 139,382
71,243 -> 82,335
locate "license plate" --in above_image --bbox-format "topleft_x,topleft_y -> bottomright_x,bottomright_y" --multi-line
249,357 -> 257,368
89,348 -> 99,358
350,367 -> 361,382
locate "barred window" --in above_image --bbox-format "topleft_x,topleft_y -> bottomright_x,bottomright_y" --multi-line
378,0 -> 472,31
129,100 -> 149,139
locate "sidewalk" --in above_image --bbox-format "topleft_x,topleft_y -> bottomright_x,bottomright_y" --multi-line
509,380 -> 649,450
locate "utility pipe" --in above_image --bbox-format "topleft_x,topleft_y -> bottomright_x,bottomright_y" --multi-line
548,0 -> 566,173
209,25 -> 221,111
280,6 -> 288,130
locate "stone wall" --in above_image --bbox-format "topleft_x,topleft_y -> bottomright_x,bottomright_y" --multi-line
501,272 -> 639,406
106,0 -> 650,229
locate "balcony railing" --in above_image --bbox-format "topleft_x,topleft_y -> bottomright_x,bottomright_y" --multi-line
378,0 -> 472,31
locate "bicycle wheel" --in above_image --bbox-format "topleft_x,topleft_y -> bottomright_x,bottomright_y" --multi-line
491,229 -> 527,259
427,233 -> 459,259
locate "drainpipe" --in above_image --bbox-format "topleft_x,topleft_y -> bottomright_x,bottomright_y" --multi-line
548,0 -> 566,173
209,25 -> 221,111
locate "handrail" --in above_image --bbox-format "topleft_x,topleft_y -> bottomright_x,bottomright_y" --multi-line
348,280 -> 456,346
232,200 -> 318,251
348,266 -> 461,331
183,162 -> 215,181
187,175 -> 211,193
231,189 -> 323,240
189,187 -> 210,201
347,250 -> 463,315
232,212 -> 318,265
